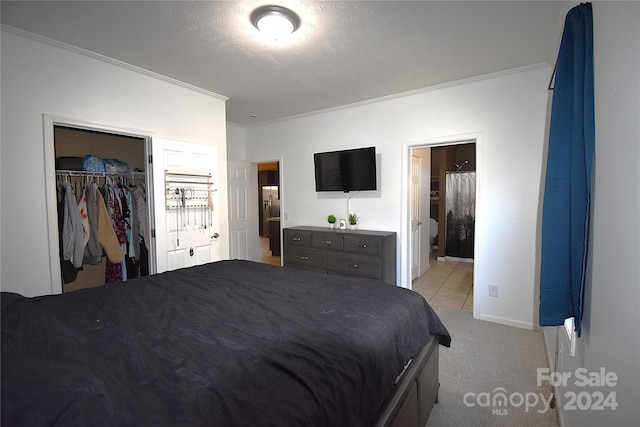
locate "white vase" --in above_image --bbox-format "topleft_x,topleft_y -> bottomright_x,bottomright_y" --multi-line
349,224 -> 357,230
329,223 -> 335,229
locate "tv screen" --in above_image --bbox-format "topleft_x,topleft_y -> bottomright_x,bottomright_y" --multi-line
314,147 -> 377,192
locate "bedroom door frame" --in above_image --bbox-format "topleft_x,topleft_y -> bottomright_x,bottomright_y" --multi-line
401,132 -> 482,311
42,113 -> 156,294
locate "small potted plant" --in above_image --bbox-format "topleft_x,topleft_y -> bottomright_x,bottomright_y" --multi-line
327,214 -> 337,228
348,213 -> 358,230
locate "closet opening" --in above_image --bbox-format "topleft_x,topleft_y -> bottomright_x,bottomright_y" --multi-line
258,161 -> 281,266
53,125 -> 149,293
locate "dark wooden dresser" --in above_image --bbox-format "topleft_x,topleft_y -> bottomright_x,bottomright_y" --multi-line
282,226 -> 397,284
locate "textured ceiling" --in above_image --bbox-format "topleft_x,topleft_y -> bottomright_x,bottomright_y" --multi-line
1,1 -> 564,126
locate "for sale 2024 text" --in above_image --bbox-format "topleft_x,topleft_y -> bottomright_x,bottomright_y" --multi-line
537,367 -> 618,411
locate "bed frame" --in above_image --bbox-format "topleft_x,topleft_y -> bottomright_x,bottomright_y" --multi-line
376,336 -> 440,427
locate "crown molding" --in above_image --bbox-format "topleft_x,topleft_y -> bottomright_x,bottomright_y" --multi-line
240,62 -> 551,128
1,24 -> 228,102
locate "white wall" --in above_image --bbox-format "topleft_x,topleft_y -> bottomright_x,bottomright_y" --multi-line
226,123 -> 246,161
0,28 -> 230,297
244,65 -> 550,329
544,3 -> 640,426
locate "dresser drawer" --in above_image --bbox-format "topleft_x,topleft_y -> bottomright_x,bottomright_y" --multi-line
283,229 -> 312,247
344,236 -> 382,256
311,232 -> 344,251
284,246 -> 327,271
327,253 -> 382,280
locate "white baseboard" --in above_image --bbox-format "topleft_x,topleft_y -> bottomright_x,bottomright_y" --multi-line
445,255 -> 474,263
474,312 -> 535,330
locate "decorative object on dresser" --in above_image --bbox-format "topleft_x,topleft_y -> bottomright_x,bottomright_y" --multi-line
348,213 -> 359,230
327,214 -> 337,228
283,226 -> 397,284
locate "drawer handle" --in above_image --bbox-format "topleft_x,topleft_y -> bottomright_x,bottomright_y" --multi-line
322,240 -> 332,245
292,237 -> 301,241
359,243 -> 368,248
300,256 -> 309,261
351,264 -> 358,269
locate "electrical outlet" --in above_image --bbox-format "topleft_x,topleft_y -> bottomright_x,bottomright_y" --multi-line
488,284 -> 499,297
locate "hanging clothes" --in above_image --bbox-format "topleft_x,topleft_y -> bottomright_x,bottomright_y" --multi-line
93,183 -> 124,264
83,182 -> 102,265
139,236 -> 149,277
57,182 -> 79,284
57,181 -> 85,283
120,184 -> 138,279
132,185 -> 149,246
105,183 -> 127,284
55,168 -> 148,287
132,184 -> 150,277
78,187 -> 90,249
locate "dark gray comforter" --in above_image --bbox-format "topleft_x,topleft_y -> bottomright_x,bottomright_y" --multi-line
1,260 -> 450,426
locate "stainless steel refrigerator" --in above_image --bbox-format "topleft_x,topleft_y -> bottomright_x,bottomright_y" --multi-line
262,185 -> 280,236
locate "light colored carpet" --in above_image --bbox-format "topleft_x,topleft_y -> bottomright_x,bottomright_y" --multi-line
426,306 -> 559,427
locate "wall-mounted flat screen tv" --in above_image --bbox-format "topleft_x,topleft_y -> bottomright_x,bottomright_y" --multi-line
314,146 -> 377,192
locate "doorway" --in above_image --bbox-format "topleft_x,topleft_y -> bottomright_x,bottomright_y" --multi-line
54,126 -> 148,293
226,158 -> 283,266
258,162 -> 281,266
402,133 -> 481,314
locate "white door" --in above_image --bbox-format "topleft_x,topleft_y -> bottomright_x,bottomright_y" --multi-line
411,153 -> 422,280
228,161 -> 259,261
152,138 -> 219,273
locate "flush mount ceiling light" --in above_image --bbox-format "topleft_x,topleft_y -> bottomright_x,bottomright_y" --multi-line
251,5 -> 301,40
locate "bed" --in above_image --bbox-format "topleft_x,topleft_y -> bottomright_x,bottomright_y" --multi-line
1,260 -> 450,426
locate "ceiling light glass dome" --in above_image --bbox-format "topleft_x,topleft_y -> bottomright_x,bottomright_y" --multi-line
251,5 -> 301,40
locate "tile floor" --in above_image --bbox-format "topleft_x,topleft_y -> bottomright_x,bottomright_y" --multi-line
259,237 -> 473,312
259,236 -> 282,266
412,257 -> 474,312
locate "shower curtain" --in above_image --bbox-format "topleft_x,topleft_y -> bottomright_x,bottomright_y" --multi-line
445,171 -> 475,259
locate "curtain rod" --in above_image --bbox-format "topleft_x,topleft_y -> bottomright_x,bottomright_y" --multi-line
548,61 -> 557,91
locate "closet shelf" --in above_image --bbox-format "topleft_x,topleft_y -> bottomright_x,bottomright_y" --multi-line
55,169 -> 146,178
